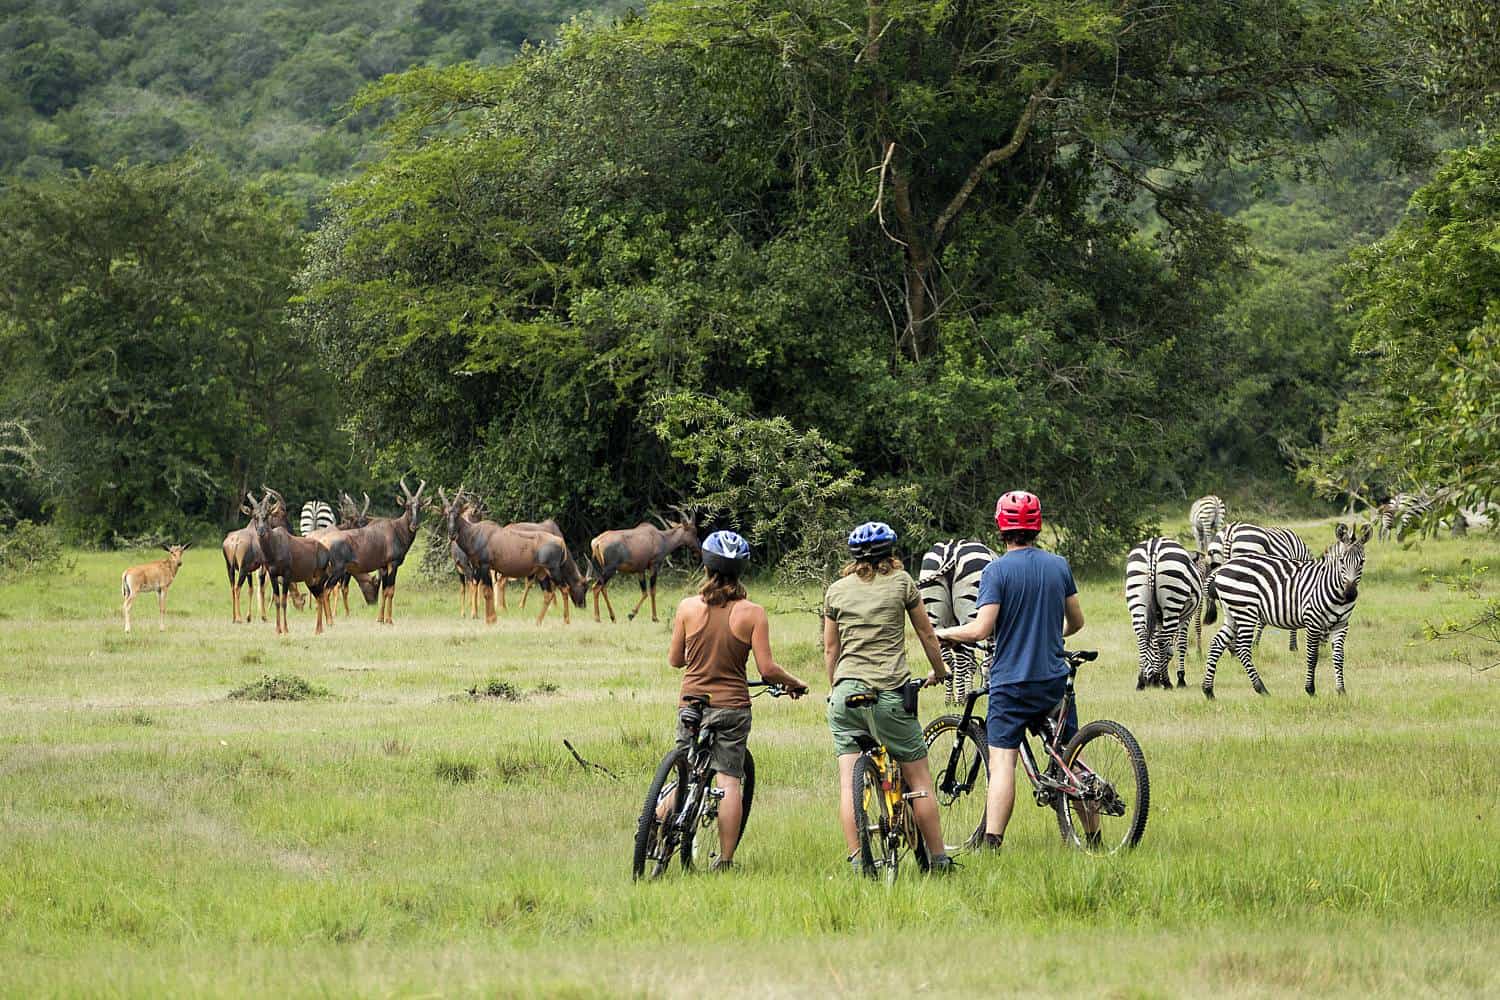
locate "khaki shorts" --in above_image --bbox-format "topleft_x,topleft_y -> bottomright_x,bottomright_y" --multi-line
675,706 -> 752,779
827,679 -> 928,763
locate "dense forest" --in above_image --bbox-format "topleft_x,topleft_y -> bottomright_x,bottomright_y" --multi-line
0,0 -> 1495,568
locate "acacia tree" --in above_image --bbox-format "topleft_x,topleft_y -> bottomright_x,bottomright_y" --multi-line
639,0 -> 1413,359
303,1 -> 1419,563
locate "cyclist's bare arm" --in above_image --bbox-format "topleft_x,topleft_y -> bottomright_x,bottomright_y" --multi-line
1063,594 -> 1085,638
667,598 -> 695,669
823,615 -> 841,686
907,603 -> 948,684
937,602 -> 998,645
743,604 -> 808,696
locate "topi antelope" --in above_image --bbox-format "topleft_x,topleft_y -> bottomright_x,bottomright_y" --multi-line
221,495 -> 306,623
589,512 -> 702,623
122,544 -> 189,632
252,488 -> 340,635
497,518 -> 563,611
318,479 -> 426,625
311,492 -> 381,616
439,488 -> 588,625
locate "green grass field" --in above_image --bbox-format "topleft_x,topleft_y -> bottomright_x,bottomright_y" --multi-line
3,521 -> 1498,997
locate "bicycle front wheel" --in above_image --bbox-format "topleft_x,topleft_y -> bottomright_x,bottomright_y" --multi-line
1054,719 -> 1150,853
683,750 -> 755,871
852,753 -> 897,881
633,747 -> 689,880
923,714 -> 990,853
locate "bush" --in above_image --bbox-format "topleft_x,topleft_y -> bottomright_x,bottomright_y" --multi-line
434,756 -> 479,783
468,679 -> 522,701
228,673 -> 330,701
0,519 -> 68,580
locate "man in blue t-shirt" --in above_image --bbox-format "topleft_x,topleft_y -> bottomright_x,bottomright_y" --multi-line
935,490 -> 1086,850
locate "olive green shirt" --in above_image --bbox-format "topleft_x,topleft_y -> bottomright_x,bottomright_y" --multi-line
823,569 -> 921,690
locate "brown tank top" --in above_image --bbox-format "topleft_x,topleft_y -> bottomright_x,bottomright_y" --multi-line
679,601 -> 752,709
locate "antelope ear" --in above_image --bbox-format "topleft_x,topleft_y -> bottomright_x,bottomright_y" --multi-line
162,544 -> 172,553
181,542 -> 191,551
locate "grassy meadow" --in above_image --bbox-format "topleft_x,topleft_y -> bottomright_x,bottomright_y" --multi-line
2,518 -> 1498,997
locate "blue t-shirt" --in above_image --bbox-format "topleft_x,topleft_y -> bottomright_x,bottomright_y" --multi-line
976,546 -> 1077,686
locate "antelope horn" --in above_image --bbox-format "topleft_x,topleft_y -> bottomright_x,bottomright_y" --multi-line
438,486 -> 449,506
361,493 -> 370,517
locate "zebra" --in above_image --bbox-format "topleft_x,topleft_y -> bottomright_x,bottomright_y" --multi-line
1377,491 -> 1436,541
1124,537 -> 1205,690
1201,523 -> 1370,698
1206,521 -> 1312,652
918,538 -> 998,705
299,499 -> 335,537
1188,495 -> 1226,554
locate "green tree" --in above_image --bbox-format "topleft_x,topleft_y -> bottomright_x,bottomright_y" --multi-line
0,159 -> 347,542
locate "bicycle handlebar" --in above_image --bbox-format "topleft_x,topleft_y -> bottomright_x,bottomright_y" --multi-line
749,680 -> 804,698
1065,649 -> 1098,666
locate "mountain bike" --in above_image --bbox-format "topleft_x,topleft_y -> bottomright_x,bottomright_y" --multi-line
923,650 -> 1150,854
847,680 -> 934,882
632,681 -> 791,880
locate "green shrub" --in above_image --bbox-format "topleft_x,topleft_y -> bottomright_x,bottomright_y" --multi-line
0,520 -> 69,580
228,674 -> 330,701
468,679 -> 522,701
434,756 -> 479,783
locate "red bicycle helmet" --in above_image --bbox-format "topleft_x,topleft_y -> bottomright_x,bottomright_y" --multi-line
995,490 -> 1042,532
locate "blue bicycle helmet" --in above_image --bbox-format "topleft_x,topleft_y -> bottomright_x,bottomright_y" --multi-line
847,521 -> 897,560
702,530 -> 751,577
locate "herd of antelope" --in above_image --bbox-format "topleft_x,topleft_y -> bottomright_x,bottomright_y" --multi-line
119,482 -> 705,633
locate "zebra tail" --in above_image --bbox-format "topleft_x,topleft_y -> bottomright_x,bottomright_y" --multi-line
1144,562 -> 1160,643
1203,574 -> 1218,625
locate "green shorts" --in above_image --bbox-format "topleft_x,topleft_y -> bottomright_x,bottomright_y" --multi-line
675,706 -> 752,779
827,679 -> 928,763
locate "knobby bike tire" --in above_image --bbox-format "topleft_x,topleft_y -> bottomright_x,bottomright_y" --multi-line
682,749 -> 756,872
923,714 -> 991,853
1053,719 -> 1150,853
851,753 -> 895,880
632,747 -> 689,880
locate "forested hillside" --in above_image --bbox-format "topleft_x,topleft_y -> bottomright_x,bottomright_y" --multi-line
0,0 -> 624,198
0,0 -> 1494,564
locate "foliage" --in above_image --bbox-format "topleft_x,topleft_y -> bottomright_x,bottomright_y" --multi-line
468,678 -> 522,701
1377,0 -> 1500,122
227,673 -> 330,701
0,159 -> 351,542
0,0 -> 627,203
653,392 -> 927,581
1302,137 -> 1500,512
0,519 -> 68,580
1424,561 -> 1499,674
302,1 -> 1425,565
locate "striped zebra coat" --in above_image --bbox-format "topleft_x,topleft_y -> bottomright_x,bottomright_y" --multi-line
1377,492 -> 1435,541
1189,495 -> 1226,554
1201,523 -> 1370,698
1207,521 -> 1312,651
300,500 -> 335,537
1124,538 -> 1205,690
918,539 -> 997,704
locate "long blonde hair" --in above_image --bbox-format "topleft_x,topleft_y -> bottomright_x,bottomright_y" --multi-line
840,556 -> 904,581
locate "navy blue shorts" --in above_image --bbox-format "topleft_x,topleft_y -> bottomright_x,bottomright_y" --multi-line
986,677 -> 1077,750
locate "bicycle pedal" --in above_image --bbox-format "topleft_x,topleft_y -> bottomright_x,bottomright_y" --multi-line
900,790 -> 929,800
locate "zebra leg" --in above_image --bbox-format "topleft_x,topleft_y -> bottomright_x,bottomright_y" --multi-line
1232,619 -> 1269,696
1289,628 -> 1298,653
1251,621 -> 1264,651
942,646 -> 958,704
1303,627 -> 1324,696
1175,619 -> 1190,688
1133,626 -> 1150,690
1203,627 -> 1231,699
1331,626 -> 1348,695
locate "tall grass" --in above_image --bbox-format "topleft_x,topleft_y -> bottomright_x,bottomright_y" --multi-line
1,524 -> 1497,995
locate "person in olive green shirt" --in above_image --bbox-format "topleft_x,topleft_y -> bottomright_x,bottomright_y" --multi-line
824,521 -> 953,874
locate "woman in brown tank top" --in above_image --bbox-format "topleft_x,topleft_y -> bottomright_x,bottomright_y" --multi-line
665,531 -> 807,870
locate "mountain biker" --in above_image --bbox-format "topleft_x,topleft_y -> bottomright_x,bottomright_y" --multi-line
824,521 -> 956,874
667,530 -> 808,871
934,491 -> 1087,851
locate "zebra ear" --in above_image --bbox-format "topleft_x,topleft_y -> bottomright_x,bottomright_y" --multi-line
1335,522 -> 1350,542
1357,523 -> 1372,544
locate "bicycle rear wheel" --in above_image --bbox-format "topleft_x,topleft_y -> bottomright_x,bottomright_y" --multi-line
683,750 -> 755,871
852,753 -> 897,880
1054,720 -> 1150,853
632,748 -> 689,880
923,714 -> 990,853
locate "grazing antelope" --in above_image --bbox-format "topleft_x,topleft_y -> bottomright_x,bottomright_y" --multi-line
589,513 -> 702,623
439,488 -> 588,625
318,479 -> 426,625
221,495 -> 305,622
252,489 -> 340,635
497,518 -> 562,611
122,544 -> 189,632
